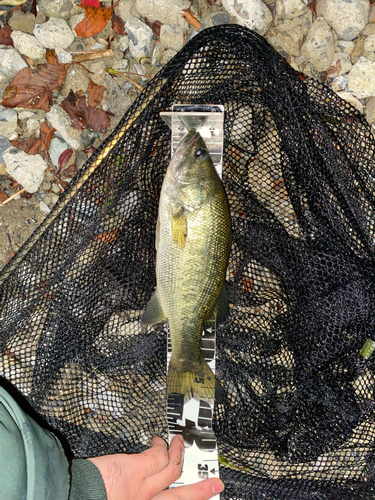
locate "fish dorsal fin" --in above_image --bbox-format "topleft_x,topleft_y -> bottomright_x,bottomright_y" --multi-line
141,289 -> 167,327
205,284 -> 229,330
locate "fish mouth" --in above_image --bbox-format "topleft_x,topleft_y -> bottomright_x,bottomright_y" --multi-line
176,130 -> 199,156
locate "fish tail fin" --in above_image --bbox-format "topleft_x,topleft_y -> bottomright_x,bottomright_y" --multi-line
167,354 -> 222,403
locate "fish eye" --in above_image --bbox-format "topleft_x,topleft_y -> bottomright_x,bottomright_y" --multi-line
195,149 -> 208,160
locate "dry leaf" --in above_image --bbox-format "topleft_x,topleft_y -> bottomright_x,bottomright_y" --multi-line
182,10 -> 201,29
112,10 -> 125,35
39,121 -> 56,151
0,24 -> 13,46
2,63 -> 70,112
0,188 -> 8,203
87,78 -> 105,107
81,0 -> 101,6
75,6 -> 112,38
46,49 -> 58,64
327,59 -> 342,79
144,17 -> 162,38
61,89 -> 111,133
58,148 -> 73,169
11,137 -> 42,154
21,0 -> 37,15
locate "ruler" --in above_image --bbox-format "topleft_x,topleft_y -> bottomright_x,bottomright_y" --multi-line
161,105 -> 224,498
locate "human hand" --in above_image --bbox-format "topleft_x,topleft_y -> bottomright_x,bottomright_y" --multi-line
87,435 -> 224,500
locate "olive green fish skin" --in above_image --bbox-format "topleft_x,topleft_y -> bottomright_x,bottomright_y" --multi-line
155,130 -> 231,400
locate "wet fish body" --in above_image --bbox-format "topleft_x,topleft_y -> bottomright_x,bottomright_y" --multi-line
142,130 -> 231,402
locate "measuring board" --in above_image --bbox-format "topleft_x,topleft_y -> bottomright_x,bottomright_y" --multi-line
160,105 -> 224,498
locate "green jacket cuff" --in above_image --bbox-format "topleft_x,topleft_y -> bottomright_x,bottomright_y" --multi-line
70,459 -> 108,500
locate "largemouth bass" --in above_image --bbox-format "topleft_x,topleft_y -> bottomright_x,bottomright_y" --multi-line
142,130 -> 232,402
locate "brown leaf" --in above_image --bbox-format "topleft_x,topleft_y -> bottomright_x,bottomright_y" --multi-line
112,11 -> 125,35
87,78 -> 105,107
181,10 -> 201,29
327,59 -> 342,79
1,63 -> 70,112
60,89 -> 111,133
75,6 -> 112,38
0,24 -> 13,46
144,17 -> 162,38
58,148 -> 73,169
11,137 -> 42,154
46,49 -> 58,65
39,121 -> 56,151
20,190 -> 34,199
21,0 -> 37,15
0,189 -> 8,203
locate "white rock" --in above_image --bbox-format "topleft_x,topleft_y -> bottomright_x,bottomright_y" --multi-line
49,137 -> 69,167
55,47 -> 73,64
276,0 -> 309,20
115,0 -> 140,23
336,91 -> 363,112
348,57 -> 375,98
222,0 -> 272,35
364,34 -> 375,52
267,15 -> 308,57
125,17 -> 156,60
39,200 -> 51,215
329,74 -> 348,92
27,118 -> 42,132
118,36 -> 129,52
335,40 -> 355,54
38,0 -> 81,19
11,31 -> 46,60
301,17 -> 335,72
3,147 -> 48,193
135,0 -> 190,26
316,0 -> 370,41
0,44 -> 28,78
33,18 -> 74,50
111,59 -> 130,72
328,52 -> 352,75
0,107 -> 17,139
366,96 -> 375,125
160,24 -> 185,52
47,105 -> 83,150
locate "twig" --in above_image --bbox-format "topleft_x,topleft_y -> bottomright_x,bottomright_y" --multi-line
73,49 -> 113,63
1,188 -> 26,206
106,68 -> 144,91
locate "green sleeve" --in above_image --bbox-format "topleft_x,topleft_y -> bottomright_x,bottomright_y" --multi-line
0,386 -> 107,500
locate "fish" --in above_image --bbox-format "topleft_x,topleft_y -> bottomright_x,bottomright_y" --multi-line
141,129 -> 232,402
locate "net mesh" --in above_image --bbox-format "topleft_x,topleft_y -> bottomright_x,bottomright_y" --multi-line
1,25 -> 375,499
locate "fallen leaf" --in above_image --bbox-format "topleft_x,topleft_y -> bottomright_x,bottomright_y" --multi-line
144,17 -> 162,38
20,190 -> 34,199
181,9 -> 201,29
0,189 -> 8,202
11,137 -> 42,154
58,148 -> 73,169
60,89 -> 111,133
80,0 -> 100,6
112,10 -> 125,34
75,6 -> 112,38
2,63 -> 70,112
87,78 -> 105,107
39,121 -> 56,151
0,24 -> 13,46
46,49 -> 58,64
327,59 -> 342,79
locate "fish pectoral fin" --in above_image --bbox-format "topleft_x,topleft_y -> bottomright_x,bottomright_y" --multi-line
171,210 -> 187,247
141,289 -> 167,327
205,284 -> 230,330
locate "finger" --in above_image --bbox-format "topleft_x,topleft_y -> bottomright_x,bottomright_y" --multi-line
152,478 -> 225,500
168,435 -> 185,468
140,436 -> 184,497
139,436 -> 170,478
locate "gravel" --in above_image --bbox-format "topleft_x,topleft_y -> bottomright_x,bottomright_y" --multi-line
0,0 -> 375,269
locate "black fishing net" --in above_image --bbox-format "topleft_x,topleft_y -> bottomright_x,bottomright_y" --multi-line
1,24 -> 375,499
